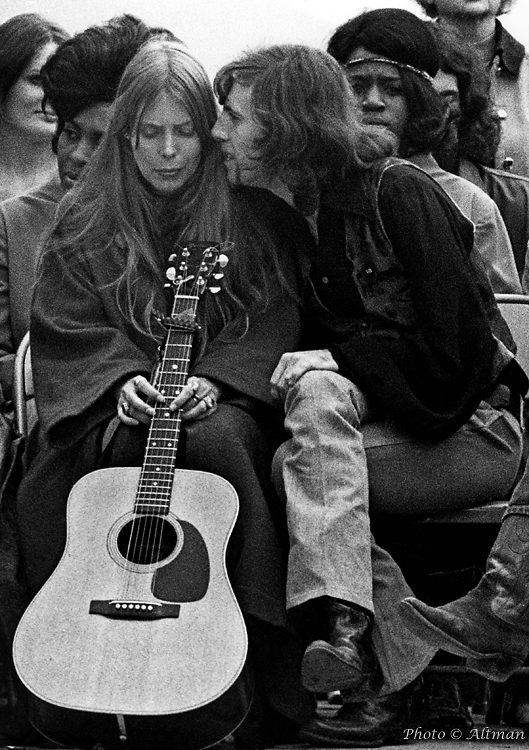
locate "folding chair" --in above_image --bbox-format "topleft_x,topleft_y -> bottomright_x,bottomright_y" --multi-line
12,332 -> 32,440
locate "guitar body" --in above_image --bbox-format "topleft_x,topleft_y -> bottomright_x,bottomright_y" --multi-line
13,466 -> 252,749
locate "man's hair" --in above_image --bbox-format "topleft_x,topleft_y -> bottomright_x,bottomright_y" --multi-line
41,14 -> 178,146
327,9 -> 448,158
215,44 -> 394,214
431,24 -> 501,170
0,13 -> 68,102
414,0 -> 515,19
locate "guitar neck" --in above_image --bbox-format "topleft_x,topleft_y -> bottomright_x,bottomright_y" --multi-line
135,293 -> 199,515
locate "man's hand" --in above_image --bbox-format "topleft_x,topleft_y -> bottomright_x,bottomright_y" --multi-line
270,349 -> 339,401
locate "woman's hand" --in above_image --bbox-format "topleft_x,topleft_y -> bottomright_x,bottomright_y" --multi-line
116,375 -> 222,425
170,376 -> 222,422
270,349 -> 339,401
116,375 -> 164,426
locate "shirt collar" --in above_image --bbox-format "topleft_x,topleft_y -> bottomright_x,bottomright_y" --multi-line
494,20 -> 525,77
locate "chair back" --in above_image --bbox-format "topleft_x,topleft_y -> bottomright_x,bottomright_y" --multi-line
13,332 -> 32,438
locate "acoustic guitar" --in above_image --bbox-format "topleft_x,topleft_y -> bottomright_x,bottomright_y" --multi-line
13,244 -> 252,749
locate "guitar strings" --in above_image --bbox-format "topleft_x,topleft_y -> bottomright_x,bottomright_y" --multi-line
121,247 -> 217,602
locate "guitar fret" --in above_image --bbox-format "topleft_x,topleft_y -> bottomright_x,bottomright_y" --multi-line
132,246 -> 222,516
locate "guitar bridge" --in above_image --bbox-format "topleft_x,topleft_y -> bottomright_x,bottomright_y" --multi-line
89,600 -> 181,620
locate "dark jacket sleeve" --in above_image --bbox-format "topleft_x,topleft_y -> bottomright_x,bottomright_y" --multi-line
191,188 -> 311,407
31,246 -> 156,446
329,166 -> 498,439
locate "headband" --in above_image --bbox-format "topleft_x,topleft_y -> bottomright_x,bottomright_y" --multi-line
344,57 -> 434,84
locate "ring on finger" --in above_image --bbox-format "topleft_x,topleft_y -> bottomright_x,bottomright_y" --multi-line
122,401 -> 129,413
203,396 -> 214,409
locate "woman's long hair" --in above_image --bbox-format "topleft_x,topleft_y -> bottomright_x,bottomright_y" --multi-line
45,40 -> 286,346
0,13 -> 69,102
215,45 -> 395,215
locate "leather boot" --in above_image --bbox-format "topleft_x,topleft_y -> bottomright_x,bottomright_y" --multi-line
301,599 -> 381,694
400,512 -> 529,682
299,677 -> 424,747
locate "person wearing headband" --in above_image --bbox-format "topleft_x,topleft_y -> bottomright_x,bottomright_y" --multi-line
328,7 -> 521,295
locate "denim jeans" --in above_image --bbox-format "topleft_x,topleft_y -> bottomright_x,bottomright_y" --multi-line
271,370 -> 523,693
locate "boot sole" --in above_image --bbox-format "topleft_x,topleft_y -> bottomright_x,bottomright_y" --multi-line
299,726 -> 406,748
301,640 -> 366,693
400,600 -> 524,682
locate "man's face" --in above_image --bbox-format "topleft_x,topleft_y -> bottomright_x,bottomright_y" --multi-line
345,49 -> 409,145
212,82 -> 266,188
433,0 -> 503,20
56,102 -> 112,190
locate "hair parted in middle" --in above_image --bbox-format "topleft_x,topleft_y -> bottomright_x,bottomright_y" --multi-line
327,9 -> 448,158
215,44 -> 395,214
45,39 -> 293,344
47,39 -> 231,337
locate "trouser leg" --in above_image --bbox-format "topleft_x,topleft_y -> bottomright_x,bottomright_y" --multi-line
276,370 -> 374,612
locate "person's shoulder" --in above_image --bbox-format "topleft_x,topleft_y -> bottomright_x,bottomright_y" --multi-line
377,157 -> 447,196
232,185 -> 295,217
481,165 -> 529,187
0,174 -> 63,217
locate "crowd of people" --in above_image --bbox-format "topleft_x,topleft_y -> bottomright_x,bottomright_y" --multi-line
1,1 -> 529,748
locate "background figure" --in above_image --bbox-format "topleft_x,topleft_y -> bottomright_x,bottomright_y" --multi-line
414,0 -> 529,178
431,22 -> 529,287
0,13 -> 68,201
327,8 -> 521,296
0,14 -> 176,405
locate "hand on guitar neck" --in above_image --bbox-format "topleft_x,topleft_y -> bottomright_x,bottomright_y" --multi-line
116,374 -> 223,426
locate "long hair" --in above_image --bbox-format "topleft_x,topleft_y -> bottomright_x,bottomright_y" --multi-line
414,0 -> 515,19
430,24 -> 501,170
0,13 -> 69,102
215,44 -> 394,215
45,40 -> 290,345
327,10 -> 447,158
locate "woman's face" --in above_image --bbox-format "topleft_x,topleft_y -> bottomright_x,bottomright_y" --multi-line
1,42 -> 58,139
345,47 -> 409,144
131,90 -> 202,196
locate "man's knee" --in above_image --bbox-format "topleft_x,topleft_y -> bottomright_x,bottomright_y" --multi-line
289,369 -> 350,399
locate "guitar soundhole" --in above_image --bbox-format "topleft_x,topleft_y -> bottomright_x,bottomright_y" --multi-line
117,516 -> 178,565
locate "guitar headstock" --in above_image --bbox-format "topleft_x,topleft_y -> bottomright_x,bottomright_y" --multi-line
165,242 -> 230,298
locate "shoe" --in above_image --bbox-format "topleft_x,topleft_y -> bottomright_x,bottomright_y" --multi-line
422,674 -> 473,734
299,678 -> 424,747
400,510 -> 529,682
301,599 -> 381,694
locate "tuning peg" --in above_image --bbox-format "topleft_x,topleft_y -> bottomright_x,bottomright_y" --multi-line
209,286 -> 221,294
218,254 -> 229,268
168,253 -> 177,262
166,267 -> 176,281
213,272 -> 224,280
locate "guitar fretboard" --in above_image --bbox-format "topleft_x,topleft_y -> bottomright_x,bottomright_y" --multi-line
135,292 -> 198,515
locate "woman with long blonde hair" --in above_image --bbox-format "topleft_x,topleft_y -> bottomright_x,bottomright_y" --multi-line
17,39 -> 315,742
